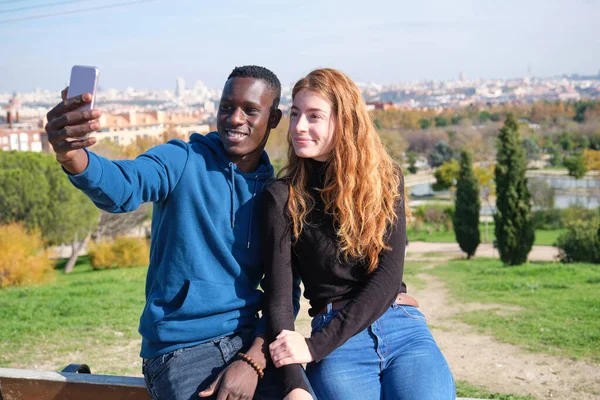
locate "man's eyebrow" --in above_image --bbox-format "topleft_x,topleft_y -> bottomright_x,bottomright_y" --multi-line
220,98 -> 263,109
243,101 -> 262,109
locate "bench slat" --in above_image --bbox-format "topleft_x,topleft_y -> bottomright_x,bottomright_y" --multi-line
0,368 -> 149,400
0,367 -> 484,400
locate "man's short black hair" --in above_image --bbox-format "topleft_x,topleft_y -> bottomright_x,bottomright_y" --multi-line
228,65 -> 281,109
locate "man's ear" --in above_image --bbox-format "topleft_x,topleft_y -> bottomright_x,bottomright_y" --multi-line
269,109 -> 283,129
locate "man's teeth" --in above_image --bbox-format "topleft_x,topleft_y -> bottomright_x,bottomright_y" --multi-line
228,131 -> 246,138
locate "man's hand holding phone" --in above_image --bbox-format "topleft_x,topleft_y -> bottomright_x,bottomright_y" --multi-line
46,65 -> 101,174
45,90 -> 101,174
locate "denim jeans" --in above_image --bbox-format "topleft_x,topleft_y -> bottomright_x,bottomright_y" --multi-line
142,328 -> 283,400
306,305 -> 455,400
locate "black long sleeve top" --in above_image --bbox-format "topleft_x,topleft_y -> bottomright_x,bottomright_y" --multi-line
262,160 -> 407,395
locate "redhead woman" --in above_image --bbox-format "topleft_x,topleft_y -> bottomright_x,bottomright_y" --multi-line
262,68 -> 455,400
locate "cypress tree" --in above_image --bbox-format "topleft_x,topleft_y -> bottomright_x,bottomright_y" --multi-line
494,114 -> 535,265
453,150 -> 480,259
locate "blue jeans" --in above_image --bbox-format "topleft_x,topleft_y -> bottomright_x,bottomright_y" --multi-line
142,329 -> 283,400
306,305 -> 455,400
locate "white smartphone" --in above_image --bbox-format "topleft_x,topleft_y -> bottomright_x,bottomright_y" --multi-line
66,65 -> 99,140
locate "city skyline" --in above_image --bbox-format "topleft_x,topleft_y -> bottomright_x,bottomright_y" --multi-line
1,0 -> 599,92
2,69 -> 600,96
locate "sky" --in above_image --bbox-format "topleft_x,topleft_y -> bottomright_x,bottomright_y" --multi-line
0,0 -> 599,92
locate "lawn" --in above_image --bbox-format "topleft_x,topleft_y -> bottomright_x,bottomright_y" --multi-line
431,258 -> 600,363
0,257 -> 544,398
408,223 -> 565,246
0,257 -> 147,375
455,381 -> 535,400
0,258 -> 432,374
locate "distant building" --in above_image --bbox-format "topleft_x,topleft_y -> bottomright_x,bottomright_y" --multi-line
176,77 -> 185,98
5,92 -> 21,127
366,101 -> 394,111
90,110 -> 210,147
0,125 -> 44,152
558,91 -> 580,101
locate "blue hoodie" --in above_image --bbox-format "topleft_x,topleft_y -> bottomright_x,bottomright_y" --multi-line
68,132 -> 289,358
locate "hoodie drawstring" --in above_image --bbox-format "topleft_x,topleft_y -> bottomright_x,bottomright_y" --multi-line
228,164 -> 260,248
247,176 -> 259,249
229,162 -> 236,228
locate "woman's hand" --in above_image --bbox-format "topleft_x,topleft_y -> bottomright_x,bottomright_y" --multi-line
269,330 -> 314,367
284,388 -> 313,400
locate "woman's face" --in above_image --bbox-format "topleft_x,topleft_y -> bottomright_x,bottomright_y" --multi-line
289,89 -> 335,161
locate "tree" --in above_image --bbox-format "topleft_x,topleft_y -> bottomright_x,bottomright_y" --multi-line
407,151 -> 418,174
93,205 -> 151,242
453,150 -> 481,259
428,140 -> 454,168
494,114 -> 535,265
419,118 -> 431,129
563,153 -> 588,179
379,129 -> 407,164
542,135 -> 554,152
432,159 -> 459,191
549,147 -> 563,167
578,136 -> 590,150
474,165 -> 496,200
583,149 -> 600,171
0,152 -> 99,273
374,118 -> 383,131
434,115 -> 449,127
522,137 -> 541,162
558,132 -> 574,151
451,114 -> 463,125
479,111 -> 492,123
45,163 -> 100,273
574,100 -> 594,123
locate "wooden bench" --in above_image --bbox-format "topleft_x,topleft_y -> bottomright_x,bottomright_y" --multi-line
0,365 -> 483,399
0,365 -> 149,400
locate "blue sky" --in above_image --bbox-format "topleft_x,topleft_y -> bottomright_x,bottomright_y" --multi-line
1,0 -> 599,92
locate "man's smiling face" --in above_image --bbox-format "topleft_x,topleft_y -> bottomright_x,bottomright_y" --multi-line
217,77 -> 278,164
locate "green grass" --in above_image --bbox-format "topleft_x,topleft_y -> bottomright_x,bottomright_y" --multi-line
401,261 -> 430,290
456,381 -> 535,399
528,166 -> 567,171
408,223 -> 565,246
432,258 -> 600,362
0,257 -> 147,375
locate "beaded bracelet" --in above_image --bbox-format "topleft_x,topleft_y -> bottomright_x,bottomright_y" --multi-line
237,352 -> 265,379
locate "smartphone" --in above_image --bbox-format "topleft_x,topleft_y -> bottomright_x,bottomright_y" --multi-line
66,65 -> 99,140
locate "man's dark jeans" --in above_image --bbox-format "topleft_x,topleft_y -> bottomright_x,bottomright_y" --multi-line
142,329 -> 283,400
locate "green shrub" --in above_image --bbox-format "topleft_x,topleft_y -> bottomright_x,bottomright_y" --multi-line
532,209 -> 563,230
412,204 -> 454,232
0,223 -> 54,288
561,206 -> 599,226
88,237 -> 150,270
532,207 -> 600,230
556,219 -> 600,263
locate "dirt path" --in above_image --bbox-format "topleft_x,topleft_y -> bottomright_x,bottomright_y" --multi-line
408,241 -> 558,262
409,260 -> 600,400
